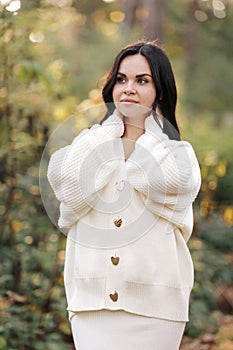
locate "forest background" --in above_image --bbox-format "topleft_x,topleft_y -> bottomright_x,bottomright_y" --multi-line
0,0 -> 232,349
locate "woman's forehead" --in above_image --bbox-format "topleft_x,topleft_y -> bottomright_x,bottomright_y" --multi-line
118,54 -> 152,75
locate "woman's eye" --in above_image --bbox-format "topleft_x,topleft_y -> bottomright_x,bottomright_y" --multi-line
137,78 -> 148,84
116,76 -> 126,83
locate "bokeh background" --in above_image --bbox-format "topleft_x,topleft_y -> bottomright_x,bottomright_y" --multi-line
0,1 -> 232,349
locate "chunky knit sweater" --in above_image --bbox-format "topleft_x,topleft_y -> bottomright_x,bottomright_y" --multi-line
47,110 -> 201,322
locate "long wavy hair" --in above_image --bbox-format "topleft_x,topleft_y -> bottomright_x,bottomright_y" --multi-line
101,40 -> 180,140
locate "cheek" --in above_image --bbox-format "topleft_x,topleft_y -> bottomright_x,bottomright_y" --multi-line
150,92 -> 156,105
151,88 -> 156,104
144,88 -> 156,107
112,86 -> 120,102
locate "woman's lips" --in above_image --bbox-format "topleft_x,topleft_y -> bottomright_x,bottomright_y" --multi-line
120,99 -> 139,103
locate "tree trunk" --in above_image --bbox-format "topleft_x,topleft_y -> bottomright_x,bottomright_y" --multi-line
122,0 -> 140,28
185,0 -> 199,73
143,0 -> 167,42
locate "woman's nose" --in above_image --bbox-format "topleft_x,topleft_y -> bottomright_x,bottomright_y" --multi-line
124,83 -> 136,95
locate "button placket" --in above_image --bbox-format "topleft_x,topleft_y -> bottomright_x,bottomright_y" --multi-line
108,250 -> 121,303
108,175 -> 125,304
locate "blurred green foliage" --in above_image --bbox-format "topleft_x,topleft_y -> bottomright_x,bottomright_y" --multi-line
0,0 -> 232,349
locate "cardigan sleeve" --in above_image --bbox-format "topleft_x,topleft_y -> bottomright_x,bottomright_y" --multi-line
47,113 -> 124,228
126,116 -> 201,234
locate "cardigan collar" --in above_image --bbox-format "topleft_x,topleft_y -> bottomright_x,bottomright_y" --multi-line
102,108 -> 180,141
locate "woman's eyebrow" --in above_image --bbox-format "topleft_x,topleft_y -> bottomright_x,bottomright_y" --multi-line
136,73 -> 152,78
117,72 -> 152,78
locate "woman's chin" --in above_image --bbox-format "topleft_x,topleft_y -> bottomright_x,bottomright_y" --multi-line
115,102 -> 152,119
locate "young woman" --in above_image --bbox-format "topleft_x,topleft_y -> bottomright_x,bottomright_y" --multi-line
47,41 -> 201,350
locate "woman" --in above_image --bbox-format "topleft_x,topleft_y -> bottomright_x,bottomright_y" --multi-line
47,41 -> 201,350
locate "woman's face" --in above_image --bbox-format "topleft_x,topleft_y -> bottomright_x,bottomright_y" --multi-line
112,54 -> 156,118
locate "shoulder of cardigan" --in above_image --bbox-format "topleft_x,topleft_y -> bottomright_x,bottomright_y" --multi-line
100,109 -> 125,138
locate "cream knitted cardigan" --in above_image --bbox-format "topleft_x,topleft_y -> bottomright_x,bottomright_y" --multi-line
47,110 -> 201,322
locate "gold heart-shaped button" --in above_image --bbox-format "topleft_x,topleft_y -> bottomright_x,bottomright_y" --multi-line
111,256 -> 120,265
115,180 -> 125,191
113,217 -> 122,227
109,292 -> 118,302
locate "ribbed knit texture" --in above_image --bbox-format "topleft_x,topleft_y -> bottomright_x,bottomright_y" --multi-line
126,115 -> 201,234
47,109 -> 201,322
47,110 -> 124,227
48,112 -> 201,231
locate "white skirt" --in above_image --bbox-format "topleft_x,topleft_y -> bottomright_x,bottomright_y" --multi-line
70,310 -> 186,350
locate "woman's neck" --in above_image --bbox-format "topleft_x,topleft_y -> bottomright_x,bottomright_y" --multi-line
122,116 -> 146,141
